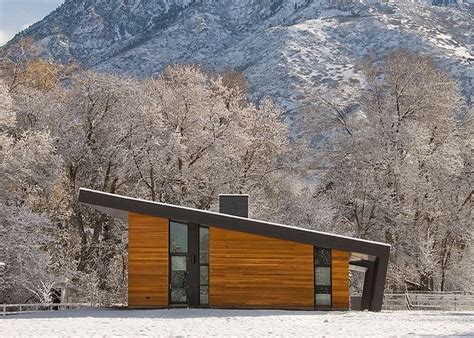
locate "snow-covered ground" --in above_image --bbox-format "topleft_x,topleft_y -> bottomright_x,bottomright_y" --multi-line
1,308 -> 473,337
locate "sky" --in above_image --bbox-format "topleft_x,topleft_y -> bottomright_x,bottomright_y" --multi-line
0,0 -> 64,45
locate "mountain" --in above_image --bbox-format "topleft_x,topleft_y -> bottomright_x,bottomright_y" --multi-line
4,0 -> 473,116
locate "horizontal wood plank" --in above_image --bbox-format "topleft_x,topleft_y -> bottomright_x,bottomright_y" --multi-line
210,227 -> 314,309
332,250 -> 350,310
128,213 -> 168,308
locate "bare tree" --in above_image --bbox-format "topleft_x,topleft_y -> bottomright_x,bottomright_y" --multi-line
1,62 -> 293,304
0,38 -> 76,93
0,79 -> 61,303
308,49 -> 473,291
127,65 -> 289,211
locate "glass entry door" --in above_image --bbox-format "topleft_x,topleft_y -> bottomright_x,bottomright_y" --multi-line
169,221 -> 209,307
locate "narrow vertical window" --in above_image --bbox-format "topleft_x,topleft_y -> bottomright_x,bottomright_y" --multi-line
199,226 -> 209,305
314,247 -> 332,308
170,221 -> 188,304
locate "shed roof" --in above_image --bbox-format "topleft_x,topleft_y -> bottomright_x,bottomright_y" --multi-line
78,188 -> 390,257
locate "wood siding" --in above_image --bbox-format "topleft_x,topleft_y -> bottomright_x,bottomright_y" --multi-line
209,227 -> 314,309
332,250 -> 350,309
128,213 -> 168,308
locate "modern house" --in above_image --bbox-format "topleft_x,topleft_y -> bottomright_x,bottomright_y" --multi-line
78,188 -> 390,312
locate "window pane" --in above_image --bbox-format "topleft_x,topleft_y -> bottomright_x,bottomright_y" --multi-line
200,286 -> 209,305
170,221 -> 188,253
315,286 -> 331,294
170,275 -> 187,303
316,294 -> 331,307
171,256 -> 186,271
200,266 -> 209,285
315,248 -> 331,266
170,256 -> 187,303
199,227 -> 209,264
315,267 -> 331,286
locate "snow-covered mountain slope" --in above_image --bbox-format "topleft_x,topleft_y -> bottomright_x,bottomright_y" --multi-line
4,0 -> 473,112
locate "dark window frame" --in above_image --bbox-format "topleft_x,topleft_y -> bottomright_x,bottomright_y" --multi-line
169,220 -> 189,305
314,247 -> 332,309
168,221 -> 210,307
199,226 -> 210,306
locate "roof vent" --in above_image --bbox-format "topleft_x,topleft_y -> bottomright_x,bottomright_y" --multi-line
219,194 -> 249,218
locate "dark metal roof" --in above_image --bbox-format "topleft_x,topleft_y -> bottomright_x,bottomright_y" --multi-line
78,188 -> 390,257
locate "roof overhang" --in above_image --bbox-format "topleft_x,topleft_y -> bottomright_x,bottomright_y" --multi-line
78,188 -> 390,257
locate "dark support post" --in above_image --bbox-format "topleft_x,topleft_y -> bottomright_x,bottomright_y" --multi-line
361,262 -> 374,311
369,249 -> 390,312
350,260 -> 375,311
187,224 -> 200,307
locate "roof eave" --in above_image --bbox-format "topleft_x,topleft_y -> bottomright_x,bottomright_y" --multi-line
78,188 -> 390,257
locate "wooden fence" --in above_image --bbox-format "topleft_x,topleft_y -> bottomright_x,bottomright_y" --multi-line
382,292 -> 474,311
2,293 -> 474,315
1,303 -> 93,316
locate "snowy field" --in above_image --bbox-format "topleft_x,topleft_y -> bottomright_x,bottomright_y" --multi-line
1,308 -> 473,337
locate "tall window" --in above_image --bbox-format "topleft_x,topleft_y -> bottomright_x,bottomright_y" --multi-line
314,247 -> 332,308
170,221 -> 188,304
199,226 -> 209,305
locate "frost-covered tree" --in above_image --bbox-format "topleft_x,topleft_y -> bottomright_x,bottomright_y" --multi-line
308,49 -> 473,291
1,61 -> 292,304
1,61 -> 136,303
126,65 -> 289,211
25,71 -> 138,300
0,79 -> 62,303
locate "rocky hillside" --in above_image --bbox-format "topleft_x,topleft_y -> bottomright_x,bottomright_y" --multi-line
4,0 -> 473,115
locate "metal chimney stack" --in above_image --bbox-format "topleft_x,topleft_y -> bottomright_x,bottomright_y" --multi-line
218,194 -> 249,218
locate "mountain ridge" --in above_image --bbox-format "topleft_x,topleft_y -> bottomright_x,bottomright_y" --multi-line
3,0 -> 473,113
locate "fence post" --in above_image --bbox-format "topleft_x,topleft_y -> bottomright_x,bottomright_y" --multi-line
19,305 -> 22,314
